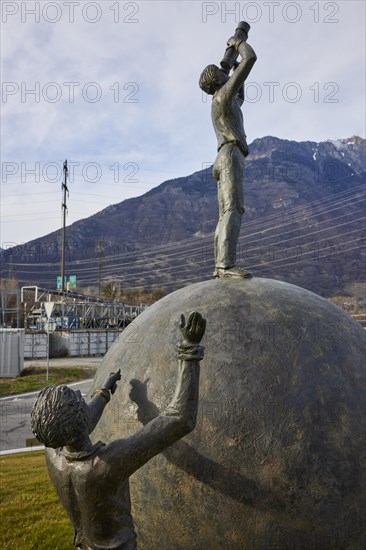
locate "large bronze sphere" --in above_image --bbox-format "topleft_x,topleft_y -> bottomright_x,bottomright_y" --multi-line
90,278 -> 366,549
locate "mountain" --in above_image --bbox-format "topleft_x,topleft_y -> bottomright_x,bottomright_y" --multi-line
1,136 -> 365,296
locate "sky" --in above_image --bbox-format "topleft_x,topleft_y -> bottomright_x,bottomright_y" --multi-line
1,0 -> 365,246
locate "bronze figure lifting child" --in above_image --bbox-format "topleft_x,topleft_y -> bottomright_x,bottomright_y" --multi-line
199,22 -> 257,278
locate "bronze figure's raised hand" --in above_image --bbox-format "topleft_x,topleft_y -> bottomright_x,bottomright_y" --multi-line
179,311 -> 206,345
226,36 -> 244,51
103,368 -> 121,394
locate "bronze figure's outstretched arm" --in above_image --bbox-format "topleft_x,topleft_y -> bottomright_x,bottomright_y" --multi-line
105,312 -> 206,477
221,38 -> 257,100
88,369 -> 121,433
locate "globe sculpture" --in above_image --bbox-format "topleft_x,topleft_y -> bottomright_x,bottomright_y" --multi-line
90,278 -> 366,549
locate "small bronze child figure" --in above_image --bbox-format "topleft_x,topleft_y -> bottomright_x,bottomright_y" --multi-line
31,311 -> 206,550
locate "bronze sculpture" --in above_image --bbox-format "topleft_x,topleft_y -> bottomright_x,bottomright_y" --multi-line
31,311 -> 206,550
199,22 -> 257,278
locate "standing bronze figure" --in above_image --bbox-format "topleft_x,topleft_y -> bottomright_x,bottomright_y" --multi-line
199,22 -> 257,278
31,311 -> 206,550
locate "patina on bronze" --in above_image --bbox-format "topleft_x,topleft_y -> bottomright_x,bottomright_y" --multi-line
199,21 -> 257,279
92,278 -> 366,549
31,311 -> 206,550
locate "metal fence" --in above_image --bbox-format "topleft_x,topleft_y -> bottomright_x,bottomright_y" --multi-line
23,330 -> 122,359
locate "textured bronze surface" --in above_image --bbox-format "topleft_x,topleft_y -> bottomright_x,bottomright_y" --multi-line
91,278 -> 366,549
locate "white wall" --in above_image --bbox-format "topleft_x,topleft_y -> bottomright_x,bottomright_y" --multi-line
0,329 -> 24,377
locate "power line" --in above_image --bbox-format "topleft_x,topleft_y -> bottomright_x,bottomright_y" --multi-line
12,236 -> 365,291
62,227 -> 365,283
253,240 -> 366,274
67,226 -> 365,282
3,182 -> 365,287
8,192 -> 364,272
73,241 -> 366,293
6,223 -> 364,284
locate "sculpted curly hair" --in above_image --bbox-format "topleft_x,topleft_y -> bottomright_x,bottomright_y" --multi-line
199,64 -> 221,95
31,385 -> 89,448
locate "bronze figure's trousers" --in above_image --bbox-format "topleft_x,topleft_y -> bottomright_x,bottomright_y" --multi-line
213,142 -> 245,269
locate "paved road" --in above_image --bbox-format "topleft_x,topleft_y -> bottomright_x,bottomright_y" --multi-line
0,358 -> 101,453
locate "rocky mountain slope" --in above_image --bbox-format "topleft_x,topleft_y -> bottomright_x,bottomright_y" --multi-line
2,136 -> 365,297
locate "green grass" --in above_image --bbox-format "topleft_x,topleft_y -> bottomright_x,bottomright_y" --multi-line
0,367 -> 96,398
0,451 -> 74,549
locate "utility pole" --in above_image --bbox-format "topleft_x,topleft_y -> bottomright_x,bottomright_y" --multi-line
61,160 -> 69,293
98,239 -> 105,297
8,254 -> 13,279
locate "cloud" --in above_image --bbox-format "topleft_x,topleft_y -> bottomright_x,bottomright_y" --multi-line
1,0 -> 365,244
